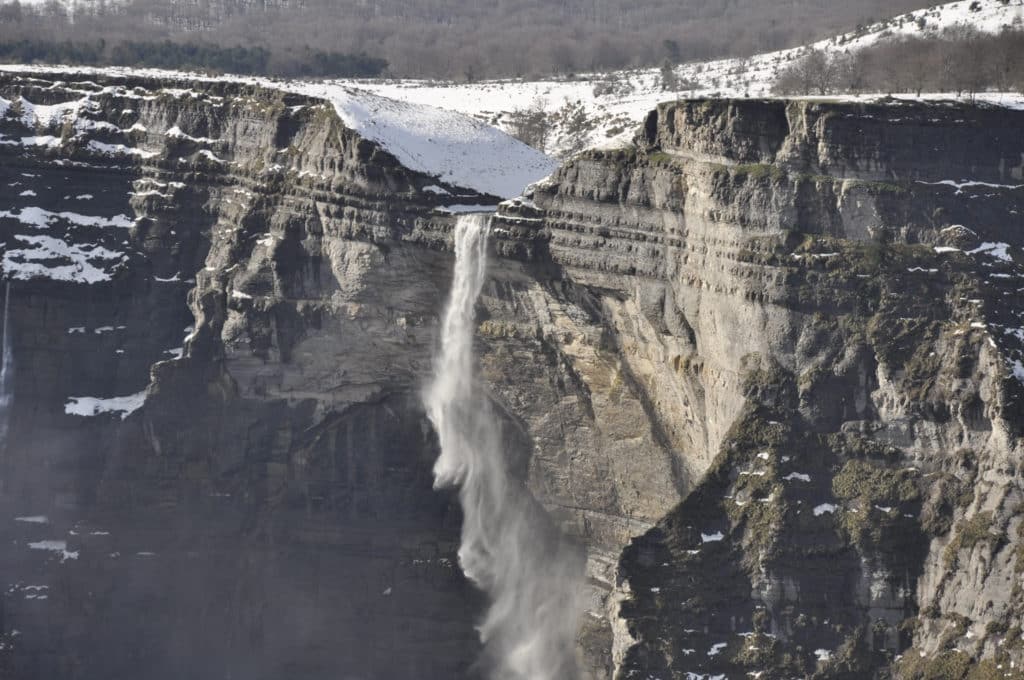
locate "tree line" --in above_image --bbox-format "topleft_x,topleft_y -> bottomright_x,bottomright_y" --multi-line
0,0 -> 929,79
773,28 -> 1024,98
0,37 -> 387,77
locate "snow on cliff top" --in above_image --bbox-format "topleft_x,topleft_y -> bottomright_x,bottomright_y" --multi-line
834,0 -> 1024,48
2,0 -> 1022,172
335,0 -> 1024,156
291,82 -> 556,198
0,64 -> 556,199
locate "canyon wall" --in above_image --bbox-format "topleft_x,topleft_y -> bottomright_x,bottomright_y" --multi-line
1,74 -> 1023,680
495,99 -> 1024,678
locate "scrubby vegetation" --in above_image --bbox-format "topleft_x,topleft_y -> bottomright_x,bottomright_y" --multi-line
773,28 -> 1024,97
944,511 -> 1005,567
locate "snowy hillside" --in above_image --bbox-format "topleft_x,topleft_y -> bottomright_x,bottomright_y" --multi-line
292,82 -> 557,199
1,0 -> 1021,179
341,0 -> 1024,157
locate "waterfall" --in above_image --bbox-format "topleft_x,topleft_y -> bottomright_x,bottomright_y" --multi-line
425,214 -> 582,680
0,281 -> 12,448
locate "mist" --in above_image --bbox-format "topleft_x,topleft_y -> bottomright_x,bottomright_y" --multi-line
0,281 -> 12,449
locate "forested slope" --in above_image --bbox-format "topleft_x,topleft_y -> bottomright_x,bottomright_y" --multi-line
0,0 -> 931,77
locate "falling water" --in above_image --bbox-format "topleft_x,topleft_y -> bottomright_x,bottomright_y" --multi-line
425,214 -> 583,680
0,281 -> 12,448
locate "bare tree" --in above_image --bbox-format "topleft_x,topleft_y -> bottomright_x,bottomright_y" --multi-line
774,28 -> 1024,99
506,98 -> 551,152
773,48 -> 838,95
990,30 -> 1020,92
0,0 -> 23,23
659,58 -> 678,92
835,52 -> 867,93
554,100 -> 594,158
804,48 -> 839,94
900,40 -> 934,96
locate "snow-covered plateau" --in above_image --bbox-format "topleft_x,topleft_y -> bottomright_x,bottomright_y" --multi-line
2,0 -> 1023,174
340,0 -> 1024,156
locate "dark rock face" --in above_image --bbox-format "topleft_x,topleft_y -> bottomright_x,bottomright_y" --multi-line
0,72 -> 483,680
1,79 -> 1023,680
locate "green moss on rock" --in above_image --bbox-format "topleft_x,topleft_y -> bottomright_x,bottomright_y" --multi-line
833,459 -> 920,505
831,459 -> 921,551
897,649 -> 972,679
944,511 -> 1004,568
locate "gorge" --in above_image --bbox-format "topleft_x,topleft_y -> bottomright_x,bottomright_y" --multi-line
0,67 -> 1023,680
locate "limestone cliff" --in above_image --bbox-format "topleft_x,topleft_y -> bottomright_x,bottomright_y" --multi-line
1,73 -> 1022,680
493,99 -> 1024,679
0,70 -> 484,680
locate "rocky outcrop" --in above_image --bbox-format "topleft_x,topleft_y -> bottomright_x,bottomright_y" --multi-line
1,77 -> 1023,680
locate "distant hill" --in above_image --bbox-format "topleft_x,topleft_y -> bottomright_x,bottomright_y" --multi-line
0,0 -> 936,78
342,0 -> 1024,157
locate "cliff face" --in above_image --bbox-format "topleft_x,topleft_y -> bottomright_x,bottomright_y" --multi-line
1,74 -> 1023,680
0,71 -> 484,680
496,99 -> 1024,679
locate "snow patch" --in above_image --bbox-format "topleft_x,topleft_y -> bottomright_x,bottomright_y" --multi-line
437,203 -> 500,214
3,234 -> 124,284
27,540 -> 78,561
64,391 -> 147,419
292,83 -> 557,198
87,140 -> 158,159
0,206 -> 133,229
165,125 -> 219,144
1010,360 -> 1024,383
968,242 -> 1013,262
197,149 -> 226,164
0,134 -> 62,148
920,179 -> 1024,194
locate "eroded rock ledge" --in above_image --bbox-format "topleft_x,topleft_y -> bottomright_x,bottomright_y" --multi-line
1,77 -> 1023,680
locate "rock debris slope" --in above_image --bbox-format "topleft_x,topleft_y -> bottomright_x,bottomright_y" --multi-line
0,70 -> 1022,680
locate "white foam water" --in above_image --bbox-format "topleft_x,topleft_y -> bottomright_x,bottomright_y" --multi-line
424,214 -> 582,680
0,281 -> 12,448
